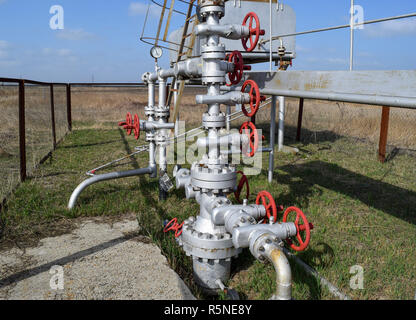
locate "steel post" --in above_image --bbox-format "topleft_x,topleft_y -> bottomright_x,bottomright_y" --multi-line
268,95 -> 276,183
278,96 -> 285,152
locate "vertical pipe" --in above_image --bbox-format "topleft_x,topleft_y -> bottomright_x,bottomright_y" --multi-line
148,81 -> 157,177
378,106 -> 390,163
18,80 -> 26,182
158,77 -> 168,200
226,105 -> 231,131
174,81 -> 179,137
66,84 -> 72,131
296,98 -> 304,142
50,84 -> 57,149
269,0 -> 273,72
350,0 -> 354,71
278,96 -> 285,152
268,95 -> 276,183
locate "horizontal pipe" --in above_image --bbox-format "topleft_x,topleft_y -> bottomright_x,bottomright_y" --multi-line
196,91 -> 250,105
159,68 -> 175,79
221,85 -> 416,109
261,12 -> 416,43
68,166 -> 155,209
196,24 -> 249,39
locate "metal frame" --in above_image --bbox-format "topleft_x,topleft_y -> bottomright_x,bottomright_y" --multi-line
0,77 -> 146,183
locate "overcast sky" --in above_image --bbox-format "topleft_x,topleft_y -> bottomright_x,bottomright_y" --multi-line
0,0 -> 415,82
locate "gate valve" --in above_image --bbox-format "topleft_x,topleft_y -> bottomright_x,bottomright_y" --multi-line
282,207 -> 314,252
242,12 -> 265,52
241,80 -> 266,117
118,113 -> 140,140
163,218 -> 185,238
256,191 -> 278,224
239,121 -> 259,157
234,170 -> 250,204
118,112 -> 133,136
226,51 -> 251,86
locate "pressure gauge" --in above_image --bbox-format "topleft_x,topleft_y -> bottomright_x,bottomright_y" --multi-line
150,46 -> 163,59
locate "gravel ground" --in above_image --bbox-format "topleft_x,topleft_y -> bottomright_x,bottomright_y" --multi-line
0,217 -> 195,300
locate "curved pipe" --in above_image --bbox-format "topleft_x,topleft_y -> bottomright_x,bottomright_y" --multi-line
266,247 -> 292,300
68,166 -> 156,210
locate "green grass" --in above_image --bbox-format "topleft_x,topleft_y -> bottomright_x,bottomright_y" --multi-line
0,123 -> 415,300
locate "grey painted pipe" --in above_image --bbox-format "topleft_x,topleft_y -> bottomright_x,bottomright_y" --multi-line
268,96 -> 276,183
282,247 -> 351,300
220,85 -> 416,109
278,96 -> 285,152
267,247 -> 292,300
68,166 -> 155,209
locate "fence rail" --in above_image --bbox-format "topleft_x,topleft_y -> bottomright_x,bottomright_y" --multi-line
0,75 -> 408,210
0,78 -> 144,186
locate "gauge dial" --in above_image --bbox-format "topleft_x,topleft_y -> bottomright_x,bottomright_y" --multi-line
150,46 -> 163,59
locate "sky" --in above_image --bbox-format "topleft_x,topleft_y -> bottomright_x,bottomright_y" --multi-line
0,0 -> 415,82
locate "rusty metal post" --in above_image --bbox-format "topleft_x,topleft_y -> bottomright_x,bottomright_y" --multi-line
378,106 -> 390,163
18,80 -> 26,182
50,84 -> 56,149
296,98 -> 304,142
66,84 -> 72,131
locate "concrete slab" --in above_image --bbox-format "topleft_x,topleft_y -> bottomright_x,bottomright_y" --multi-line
0,218 -> 195,300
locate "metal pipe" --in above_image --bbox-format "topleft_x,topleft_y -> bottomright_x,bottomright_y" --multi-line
226,105 -> 231,131
174,81 -> 179,137
68,166 -> 155,209
147,80 -> 157,178
266,247 -> 292,300
260,12 -> 416,43
268,96 -> 276,183
349,0 -> 354,71
159,68 -> 175,79
249,87 -> 416,110
282,247 -> 351,300
269,0 -> 273,71
278,96 -> 285,152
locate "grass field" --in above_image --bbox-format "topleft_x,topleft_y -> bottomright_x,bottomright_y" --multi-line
1,86 -> 416,300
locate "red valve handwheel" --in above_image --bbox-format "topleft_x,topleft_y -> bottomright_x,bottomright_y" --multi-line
256,191 -> 278,224
234,170 -> 250,204
133,113 -> 140,140
124,112 -> 133,136
118,112 -> 131,128
226,51 -> 251,86
164,218 -> 185,238
242,12 -> 265,52
241,80 -> 265,117
239,121 -> 259,157
282,207 -> 313,252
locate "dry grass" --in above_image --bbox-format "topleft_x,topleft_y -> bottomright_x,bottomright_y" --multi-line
0,85 -> 69,203
70,86 -> 206,130
1,85 -> 416,300
2,84 -> 416,205
69,86 -> 416,150
282,98 -> 416,150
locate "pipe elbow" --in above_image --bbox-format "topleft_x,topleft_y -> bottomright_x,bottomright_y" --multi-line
267,247 -> 292,300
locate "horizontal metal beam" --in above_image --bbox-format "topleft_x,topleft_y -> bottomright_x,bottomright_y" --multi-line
238,70 -> 416,109
0,77 -> 145,87
261,12 -> 416,43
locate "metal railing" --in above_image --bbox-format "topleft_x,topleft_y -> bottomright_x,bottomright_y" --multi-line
0,78 -> 144,188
